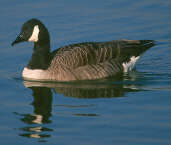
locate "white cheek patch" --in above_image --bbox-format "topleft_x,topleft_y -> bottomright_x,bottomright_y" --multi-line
122,56 -> 140,72
28,25 -> 39,42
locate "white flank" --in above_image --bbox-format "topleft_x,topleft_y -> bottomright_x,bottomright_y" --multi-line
22,67 -> 48,80
28,25 -> 39,42
122,56 -> 140,72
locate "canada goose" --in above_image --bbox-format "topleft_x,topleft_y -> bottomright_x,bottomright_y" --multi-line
11,18 -> 154,81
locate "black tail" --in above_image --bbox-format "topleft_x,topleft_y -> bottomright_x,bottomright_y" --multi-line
118,40 -> 155,62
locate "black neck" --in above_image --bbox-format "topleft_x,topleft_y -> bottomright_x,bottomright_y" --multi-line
27,41 -> 51,70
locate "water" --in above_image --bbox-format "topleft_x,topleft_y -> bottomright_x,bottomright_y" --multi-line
0,0 -> 171,144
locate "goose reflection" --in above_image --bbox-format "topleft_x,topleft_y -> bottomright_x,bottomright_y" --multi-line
23,74 -> 140,99
17,73 -> 142,140
18,87 -> 52,124
17,86 -> 53,140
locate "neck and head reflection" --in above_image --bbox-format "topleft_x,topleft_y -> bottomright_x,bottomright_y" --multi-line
15,73 -> 143,141
16,87 -> 53,140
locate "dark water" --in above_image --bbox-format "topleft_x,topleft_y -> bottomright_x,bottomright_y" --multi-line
1,0 -> 171,144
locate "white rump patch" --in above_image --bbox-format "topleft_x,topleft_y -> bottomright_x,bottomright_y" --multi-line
28,25 -> 39,42
22,67 -> 48,80
122,56 -> 140,72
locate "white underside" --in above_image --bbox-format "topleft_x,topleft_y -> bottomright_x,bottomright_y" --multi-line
22,56 -> 140,80
22,67 -> 48,80
122,56 -> 140,72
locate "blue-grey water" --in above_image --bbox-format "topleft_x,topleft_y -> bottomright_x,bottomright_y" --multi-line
0,0 -> 171,145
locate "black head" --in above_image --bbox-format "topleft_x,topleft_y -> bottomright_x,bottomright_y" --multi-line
11,18 -> 50,46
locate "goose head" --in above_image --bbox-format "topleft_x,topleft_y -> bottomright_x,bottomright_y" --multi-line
12,18 -> 50,46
